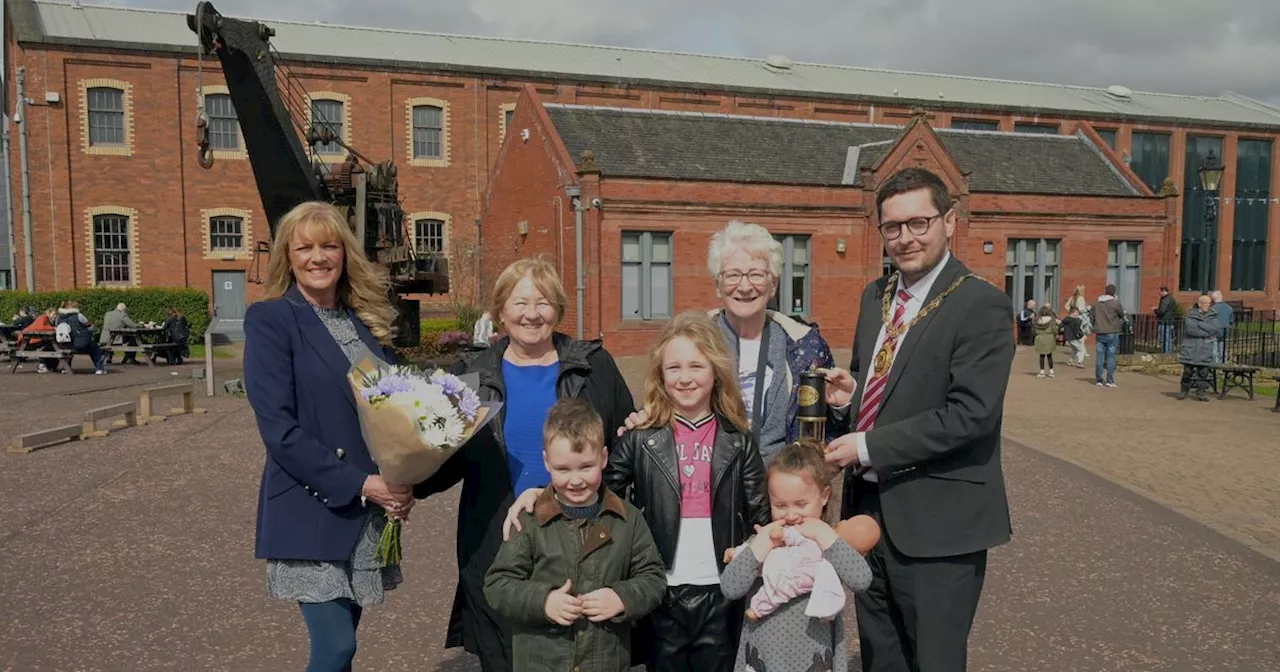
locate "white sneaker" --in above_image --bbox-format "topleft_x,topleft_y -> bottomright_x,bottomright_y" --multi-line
1037,370 -> 1046,378
1096,381 -> 1104,387
1048,370 -> 1055,378
95,369 -> 106,375
1105,382 -> 1118,388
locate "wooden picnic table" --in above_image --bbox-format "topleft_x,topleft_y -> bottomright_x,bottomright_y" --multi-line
0,325 -> 18,361
110,326 -> 176,366
6,328 -> 88,374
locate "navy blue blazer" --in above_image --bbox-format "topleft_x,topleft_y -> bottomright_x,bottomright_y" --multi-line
243,284 -> 396,562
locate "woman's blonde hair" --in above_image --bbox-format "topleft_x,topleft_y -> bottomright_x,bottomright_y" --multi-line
639,310 -> 749,433
490,256 -> 567,326
265,201 -> 397,344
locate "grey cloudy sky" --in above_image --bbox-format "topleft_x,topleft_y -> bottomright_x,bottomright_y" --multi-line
117,0 -> 1280,106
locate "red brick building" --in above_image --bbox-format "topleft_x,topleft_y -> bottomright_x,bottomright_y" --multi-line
485,86 -> 1174,353
3,0 -> 1279,341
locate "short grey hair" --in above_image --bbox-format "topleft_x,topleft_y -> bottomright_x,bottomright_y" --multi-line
1210,290 -> 1224,302
117,303 -> 127,311
706,220 -> 783,280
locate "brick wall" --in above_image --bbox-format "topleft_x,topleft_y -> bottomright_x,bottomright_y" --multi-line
5,37 -> 1279,322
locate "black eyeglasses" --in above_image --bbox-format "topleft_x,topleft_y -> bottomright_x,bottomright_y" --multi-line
879,213 -> 944,241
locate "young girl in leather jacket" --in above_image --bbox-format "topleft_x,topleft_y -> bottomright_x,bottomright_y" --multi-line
504,311 -> 770,672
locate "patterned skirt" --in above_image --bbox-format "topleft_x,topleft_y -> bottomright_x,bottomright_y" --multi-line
266,511 -> 404,607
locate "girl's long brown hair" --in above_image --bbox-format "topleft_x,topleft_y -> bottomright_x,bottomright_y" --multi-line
265,201 -> 397,344
638,310 -> 750,433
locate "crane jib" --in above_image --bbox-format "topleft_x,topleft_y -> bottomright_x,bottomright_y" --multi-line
186,2 -> 450,346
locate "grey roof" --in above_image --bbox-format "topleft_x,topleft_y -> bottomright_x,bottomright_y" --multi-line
544,105 -> 1140,197
12,0 -> 1280,130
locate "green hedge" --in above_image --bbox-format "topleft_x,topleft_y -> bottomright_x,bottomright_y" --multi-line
0,288 -> 211,338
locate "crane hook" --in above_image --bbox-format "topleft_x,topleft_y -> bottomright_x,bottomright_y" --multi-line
196,112 -> 214,169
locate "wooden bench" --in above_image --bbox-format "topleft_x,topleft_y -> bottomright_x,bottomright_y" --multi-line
81,402 -> 139,438
1209,363 -> 1261,400
138,382 -> 205,424
8,346 -> 79,373
7,424 -> 84,453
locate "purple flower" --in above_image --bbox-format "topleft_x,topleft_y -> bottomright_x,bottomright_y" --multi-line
429,370 -> 466,397
458,389 -> 481,423
362,372 -> 417,401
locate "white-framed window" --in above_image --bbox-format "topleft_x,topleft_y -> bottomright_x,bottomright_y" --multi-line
414,218 -> 445,254
412,105 -> 443,159
210,215 -> 245,251
205,94 -> 240,151
1107,241 -> 1142,313
1004,238 -> 1060,311
0,270 -> 11,290
621,231 -> 673,320
767,235 -> 812,316
93,213 -> 132,285
88,87 -> 125,146
311,99 -> 344,155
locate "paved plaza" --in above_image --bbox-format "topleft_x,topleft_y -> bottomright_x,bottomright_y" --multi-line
0,348 -> 1277,671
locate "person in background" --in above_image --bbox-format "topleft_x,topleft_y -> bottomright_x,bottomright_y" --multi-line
473,310 -> 496,347
1032,306 -> 1061,378
161,307 -> 191,365
10,307 -> 35,330
1093,285 -> 1125,388
1177,294 -> 1219,402
1059,307 -> 1087,368
101,303 -> 141,365
1210,291 -> 1234,363
57,300 -> 107,375
1017,299 -> 1037,346
20,308 -> 62,373
1153,286 -> 1177,354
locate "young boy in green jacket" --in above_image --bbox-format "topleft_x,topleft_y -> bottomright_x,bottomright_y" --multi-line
484,398 -> 666,672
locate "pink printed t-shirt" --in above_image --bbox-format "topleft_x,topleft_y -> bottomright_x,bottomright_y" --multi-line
668,414 -> 720,585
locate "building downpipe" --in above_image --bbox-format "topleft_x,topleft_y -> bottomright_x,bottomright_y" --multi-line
17,68 -> 34,292
2,115 -> 16,288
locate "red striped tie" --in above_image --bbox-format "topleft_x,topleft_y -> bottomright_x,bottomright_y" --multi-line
854,289 -> 912,432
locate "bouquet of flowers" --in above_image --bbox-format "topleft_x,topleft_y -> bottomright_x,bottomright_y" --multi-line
348,352 -> 501,567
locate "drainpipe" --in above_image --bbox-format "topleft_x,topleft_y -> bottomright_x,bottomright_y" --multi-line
2,116 -> 16,289
565,186 -> 586,341
17,68 -> 34,292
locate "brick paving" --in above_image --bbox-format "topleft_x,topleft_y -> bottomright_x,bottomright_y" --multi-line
0,348 -> 1277,671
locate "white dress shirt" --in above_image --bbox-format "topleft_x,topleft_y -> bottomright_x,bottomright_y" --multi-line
852,251 -> 952,482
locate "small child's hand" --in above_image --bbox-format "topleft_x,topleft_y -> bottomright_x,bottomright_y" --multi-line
580,587 -> 626,622
836,515 -> 882,555
795,517 -> 839,550
749,521 -> 785,561
544,579 -> 583,626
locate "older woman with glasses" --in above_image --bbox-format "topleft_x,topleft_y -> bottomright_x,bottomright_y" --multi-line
703,220 -> 839,464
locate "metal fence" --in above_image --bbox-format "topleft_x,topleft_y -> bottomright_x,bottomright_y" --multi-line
1121,310 -> 1280,367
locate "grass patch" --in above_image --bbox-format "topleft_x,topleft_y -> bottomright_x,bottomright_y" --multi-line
189,343 -> 236,360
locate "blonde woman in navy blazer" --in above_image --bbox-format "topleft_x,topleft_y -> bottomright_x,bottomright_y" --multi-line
243,201 -> 413,672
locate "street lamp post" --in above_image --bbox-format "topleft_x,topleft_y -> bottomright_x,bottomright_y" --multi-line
1198,148 -> 1225,222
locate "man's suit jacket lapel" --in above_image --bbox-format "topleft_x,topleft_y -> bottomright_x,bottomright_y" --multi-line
880,255 -> 966,405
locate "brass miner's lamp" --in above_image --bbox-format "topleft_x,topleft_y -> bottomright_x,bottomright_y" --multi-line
797,371 -> 844,527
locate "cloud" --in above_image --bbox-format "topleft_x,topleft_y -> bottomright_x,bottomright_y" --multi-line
120,0 -> 1280,106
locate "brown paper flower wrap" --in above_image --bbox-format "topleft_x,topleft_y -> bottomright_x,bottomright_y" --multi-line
347,353 -> 501,566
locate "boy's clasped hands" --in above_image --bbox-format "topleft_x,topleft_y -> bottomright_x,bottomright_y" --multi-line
544,578 -> 626,626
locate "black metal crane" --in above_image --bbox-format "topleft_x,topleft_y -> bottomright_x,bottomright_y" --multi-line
186,1 -> 444,346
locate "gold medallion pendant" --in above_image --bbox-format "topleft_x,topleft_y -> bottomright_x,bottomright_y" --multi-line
873,342 -> 894,378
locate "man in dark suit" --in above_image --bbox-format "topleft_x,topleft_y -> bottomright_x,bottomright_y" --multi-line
824,167 -> 1015,672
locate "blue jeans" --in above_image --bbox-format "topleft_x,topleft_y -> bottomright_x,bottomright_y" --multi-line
1095,333 -> 1119,384
299,599 -> 363,672
1157,324 -> 1175,353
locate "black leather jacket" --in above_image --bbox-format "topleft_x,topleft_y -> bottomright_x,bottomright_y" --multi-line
605,416 -> 771,572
